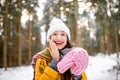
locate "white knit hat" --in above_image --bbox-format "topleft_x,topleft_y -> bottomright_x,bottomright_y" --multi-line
46,17 -> 70,41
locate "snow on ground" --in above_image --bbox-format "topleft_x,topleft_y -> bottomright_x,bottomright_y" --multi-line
0,53 -> 120,80
86,53 -> 118,80
0,66 -> 33,80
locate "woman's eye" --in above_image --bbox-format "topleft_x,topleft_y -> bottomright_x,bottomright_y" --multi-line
53,33 -> 57,36
61,33 -> 66,36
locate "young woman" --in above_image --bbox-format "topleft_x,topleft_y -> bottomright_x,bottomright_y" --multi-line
31,17 -> 89,80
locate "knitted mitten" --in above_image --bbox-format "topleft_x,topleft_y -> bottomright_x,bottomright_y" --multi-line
57,47 -> 89,75
49,48 -> 73,71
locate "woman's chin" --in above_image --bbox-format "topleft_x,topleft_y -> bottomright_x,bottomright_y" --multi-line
57,46 -> 64,50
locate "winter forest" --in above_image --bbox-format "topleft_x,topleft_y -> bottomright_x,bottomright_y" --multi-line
0,0 -> 120,80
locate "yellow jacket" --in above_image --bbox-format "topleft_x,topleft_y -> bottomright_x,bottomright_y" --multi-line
34,48 -> 87,80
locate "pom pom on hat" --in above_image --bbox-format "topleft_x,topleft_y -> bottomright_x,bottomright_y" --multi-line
46,17 -> 70,41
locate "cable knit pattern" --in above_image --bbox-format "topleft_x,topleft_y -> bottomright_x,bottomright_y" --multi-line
57,47 -> 89,75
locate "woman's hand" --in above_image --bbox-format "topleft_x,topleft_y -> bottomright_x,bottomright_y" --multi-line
48,39 -> 60,61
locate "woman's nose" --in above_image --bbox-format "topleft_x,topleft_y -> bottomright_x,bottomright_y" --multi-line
56,35 -> 62,40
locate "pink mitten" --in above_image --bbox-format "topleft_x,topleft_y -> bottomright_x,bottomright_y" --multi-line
57,52 -> 74,74
70,48 -> 89,75
57,47 -> 89,75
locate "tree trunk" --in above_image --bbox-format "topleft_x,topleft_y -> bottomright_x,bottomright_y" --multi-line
115,23 -> 119,57
3,0 -> 8,70
100,36 -> 105,53
73,0 -> 81,46
28,17 -> 32,64
18,0 -> 22,66
106,32 -> 111,54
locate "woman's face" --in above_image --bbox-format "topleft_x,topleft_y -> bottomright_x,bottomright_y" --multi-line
50,30 -> 67,50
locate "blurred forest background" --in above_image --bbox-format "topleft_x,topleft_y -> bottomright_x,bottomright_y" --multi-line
0,0 -> 120,69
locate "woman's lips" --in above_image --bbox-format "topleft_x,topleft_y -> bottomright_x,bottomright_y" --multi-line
54,41 -> 63,46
